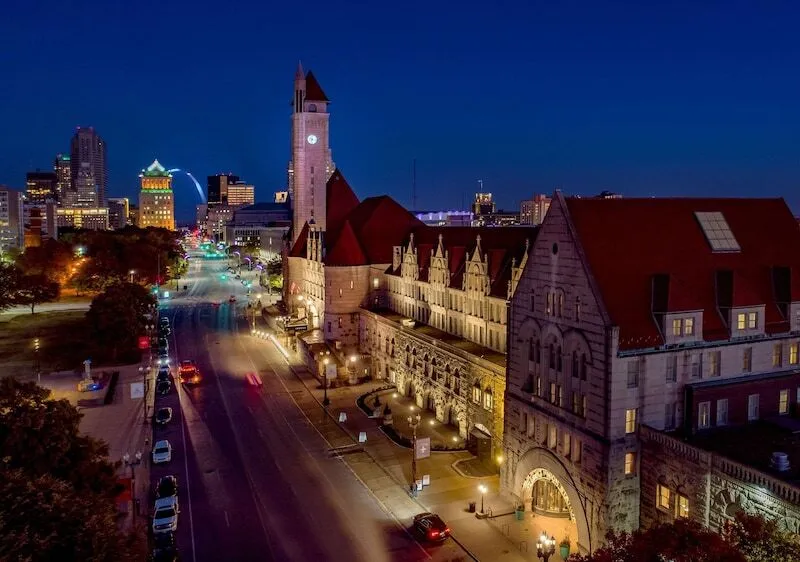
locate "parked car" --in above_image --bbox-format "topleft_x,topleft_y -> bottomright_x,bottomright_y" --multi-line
155,475 -> 178,499
152,497 -> 179,534
413,512 -> 450,542
155,407 -> 173,426
159,325 -> 171,337
152,440 -> 172,464
150,532 -> 178,562
158,337 -> 169,350
157,366 -> 171,381
156,380 -> 171,395
160,316 -> 170,327
158,350 -> 170,365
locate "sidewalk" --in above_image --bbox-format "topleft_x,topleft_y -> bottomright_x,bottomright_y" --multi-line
257,319 -> 540,562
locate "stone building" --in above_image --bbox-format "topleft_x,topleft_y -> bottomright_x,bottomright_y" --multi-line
502,193 -> 800,555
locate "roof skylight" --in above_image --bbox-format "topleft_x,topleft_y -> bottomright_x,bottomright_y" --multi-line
694,211 -> 741,252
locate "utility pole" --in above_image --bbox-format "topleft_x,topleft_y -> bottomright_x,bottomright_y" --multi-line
408,413 -> 421,495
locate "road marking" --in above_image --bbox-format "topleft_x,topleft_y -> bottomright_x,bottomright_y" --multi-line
168,309 -> 198,562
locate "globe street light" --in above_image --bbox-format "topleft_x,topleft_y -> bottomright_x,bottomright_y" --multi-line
123,451 -> 143,522
478,484 -> 488,514
322,357 -> 331,407
129,269 -> 136,283
407,413 -> 421,495
536,532 -> 556,562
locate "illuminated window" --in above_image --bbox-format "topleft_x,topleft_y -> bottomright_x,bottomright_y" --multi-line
672,319 -> 682,336
625,452 -> 637,475
737,313 -> 746,330
773,344 -> 783,368
684,318 -> 694,336
791,343 -> 799,365
472,384 -> 481,404
697,401 -> 711,429
657,484 -> 671,510
625,409 -> 637,434
546,292 -> 552,315
676,494 -> 689,519
563,432 -> 571,457
748,312 -> 758,329
549,382 -> 557,404
779,389 -> 789,415
483,388 -> 493,411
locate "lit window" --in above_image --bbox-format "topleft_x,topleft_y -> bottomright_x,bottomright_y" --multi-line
684,318 -> 694,336
472,385 -> 481,404
773,344 -> 783,368
546,293 -> 552,315
779,389 -> 789,415
716,399 -> 728,426
791,343 -> 799,365
483,388 -> 493,411
624,452 -> 636,475
563,432 -> 571,457
672,319 -> 682,336
549,382 -> 557,404
748,312 -> 758,329
657,484 -> 671,510
737,313 -> 746,330
625,409 -> 637,434
697,401 -> 710,429
676,494 -> 689,519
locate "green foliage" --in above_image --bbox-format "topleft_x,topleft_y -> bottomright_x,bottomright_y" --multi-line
724,511 -> 800,562
15,239 -> 75,284
12,272 -> 60,314
86,282 -> 156,362
0,378 -> 145,561
0,263 -> 19,311
266,256 -> 282,276
269,273 -> 283,290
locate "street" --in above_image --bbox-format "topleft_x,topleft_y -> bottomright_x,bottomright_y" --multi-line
151,252 -> 447,562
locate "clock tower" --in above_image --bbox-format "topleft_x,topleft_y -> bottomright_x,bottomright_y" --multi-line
289,63 -> 334,244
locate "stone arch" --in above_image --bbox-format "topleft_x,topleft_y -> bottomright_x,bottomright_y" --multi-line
513,447 -> 592,554
563,329 -> 594,364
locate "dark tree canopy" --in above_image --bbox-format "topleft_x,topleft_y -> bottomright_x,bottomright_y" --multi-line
86,282 -> 156,361
13,272 -> 60,313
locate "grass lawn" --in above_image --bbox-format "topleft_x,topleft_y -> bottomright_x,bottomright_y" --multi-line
0,311 -> 97,377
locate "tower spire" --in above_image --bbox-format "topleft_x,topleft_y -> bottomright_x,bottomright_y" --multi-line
295,60 -> 304,80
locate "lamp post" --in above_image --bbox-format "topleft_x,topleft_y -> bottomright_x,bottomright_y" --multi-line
536,532 -> 556,562
139,365 -> 149,423
478,484 -> 488,514
123,451 -> 143,522
129,269 -> 136,283
408,413 -> 421,495
322,357 -> 331,407
33,338 -> 40,383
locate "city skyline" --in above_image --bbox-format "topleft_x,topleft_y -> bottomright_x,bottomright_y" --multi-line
2,1 -> 800,223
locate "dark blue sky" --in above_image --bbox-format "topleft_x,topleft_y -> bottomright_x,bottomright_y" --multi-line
2,0 -> 800,221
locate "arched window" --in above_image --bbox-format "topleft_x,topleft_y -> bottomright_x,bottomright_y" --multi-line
405,345 -> 411,367
581,353 -> 588,380
549,344 -> 555,369
556,346 -> 563,372
546,293 -> 553,316
430,357 -> 437,379
472,381 -> 482,405
576,296 -> 582,322
484,387 -> 493,410
529,339 -> 537,362
558,292 -> 565,317
390,338 -> 395,357
571,351 -> 579,378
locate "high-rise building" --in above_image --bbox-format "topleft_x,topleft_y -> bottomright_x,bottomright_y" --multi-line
70,127 -> 107,207
54,154 -> 71,203
23,201 -> 57,241
74,163 -> 98,207
0,187 -> 25,252
128,203 -> 139,227
227,182 -> 255,207
138,160 -> 175,230
56,207 -> 109,230
520,194 -> 552,226
289,63 -> 335,243
472,192 -> 496,217
207,174 -> 239,206
108,197 -> 130,229
25,171 -> 59,205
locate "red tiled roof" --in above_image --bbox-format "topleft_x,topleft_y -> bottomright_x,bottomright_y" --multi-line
305,71 -> 329,102
324,220 -> 367,266
565,197 -> 800,350
289,222 -> 310,257
326,169 -> 360,232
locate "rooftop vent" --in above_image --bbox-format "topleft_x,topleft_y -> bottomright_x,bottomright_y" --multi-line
770,452 -> 791,472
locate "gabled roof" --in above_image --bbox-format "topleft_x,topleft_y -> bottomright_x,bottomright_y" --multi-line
289,222 -> 309,258
142,159 -> 170,177
326,169 -> 360,232
305,71 -> 329,102
565,197 -> 800,350
324,220 -> 367,266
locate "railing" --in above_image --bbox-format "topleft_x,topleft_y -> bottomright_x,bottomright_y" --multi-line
639,425 -> 711,465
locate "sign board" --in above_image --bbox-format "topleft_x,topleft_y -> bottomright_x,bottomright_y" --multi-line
422,474 -> 431,486
138,336 -> 150,350
358,431 -> 367,443
325,363 -> 338,380
416,480 -> 423,491
338,412 -> 348,423
130,382 -> 144,400
415,437 -> 431,460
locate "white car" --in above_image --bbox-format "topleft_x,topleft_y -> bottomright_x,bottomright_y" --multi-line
152,440 -> 172,464
152,496 -> 179,534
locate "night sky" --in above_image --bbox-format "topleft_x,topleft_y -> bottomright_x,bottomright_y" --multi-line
2,0 -> 800,222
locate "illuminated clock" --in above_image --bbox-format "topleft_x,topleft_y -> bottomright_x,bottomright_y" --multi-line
307,134 -> 318,145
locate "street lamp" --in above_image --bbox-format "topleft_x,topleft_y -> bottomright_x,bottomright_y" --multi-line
33,338 -> 40,383
129,269 -> 136,283
322,357 -> 330,407
122,451 -> 143,522
139,365 -> 149,423
478,484 -> 488,514
536,532 -> 556,562
407,413 -> 421,495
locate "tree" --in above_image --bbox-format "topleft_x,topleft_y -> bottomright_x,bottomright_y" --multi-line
724,511 -> 800,562
85,282 -> 156,361
568,519 -> 746,562
0,263 -> 19,311
15,239 -> 75,284
13,272 -> 60,313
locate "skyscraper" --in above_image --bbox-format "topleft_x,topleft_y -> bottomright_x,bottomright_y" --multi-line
227,182 -> 255,207
289,63 -> 334,243
54,154 -> 71,203
0,187 -> 24,252
139,160 -> 175,230
108,197 -> 130,229
70,127 -> 107,207
25,171 -> 58,205
207,174 -> 239,205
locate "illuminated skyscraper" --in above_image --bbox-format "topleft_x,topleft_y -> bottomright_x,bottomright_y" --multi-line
25,171 -> 58,205
138,160 -> 175,230
70,127 -> 107,207
54,154 -> 71,203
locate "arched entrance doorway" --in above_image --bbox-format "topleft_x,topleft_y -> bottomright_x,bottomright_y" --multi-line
307,304 -> 320,329
512,448 -> 592,555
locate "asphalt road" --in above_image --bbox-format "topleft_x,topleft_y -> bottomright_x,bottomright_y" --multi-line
149,251 -> 443,562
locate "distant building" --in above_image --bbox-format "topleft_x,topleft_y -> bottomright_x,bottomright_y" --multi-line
56,207 -> 109,230
414,210 -> 473,227
207,174 -> 239,206
54,154 -> 71,203
224,202 -> 291,259
25,171 -> 59,205
0,187 -> 24,252
201,204 -> 236,241
70,127 -> 107,207
275,191 -> 289,204
598,190 -> 622,199
23,201 -> 57,241
195,204 -> 207,232
472,192 -> 496,217
138,160 -> 175,230
520,194 -> 552,226
227,182 -> 255,207
128,203 -> 139,227
24,207 -> 44,248
108,197 -> 130,229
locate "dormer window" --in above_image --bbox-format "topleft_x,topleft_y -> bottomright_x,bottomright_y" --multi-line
684,318 -> 694,336
748,312 -> 758,329
672,319 -> 681,336
671,317 -> 695,337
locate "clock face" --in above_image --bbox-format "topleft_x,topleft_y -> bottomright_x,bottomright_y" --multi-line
307,134 -> 318,145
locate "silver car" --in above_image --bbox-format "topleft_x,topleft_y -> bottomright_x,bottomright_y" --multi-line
152,440 -> 172,464
152,496 -> 179,534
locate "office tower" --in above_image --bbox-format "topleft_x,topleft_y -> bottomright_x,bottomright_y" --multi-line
139,160 -> 175,230
25,171 -> 59,205
70,126 -> 107,207
54,154 -> 71,203
207,174 -> 239,205
227,182 -> 255,207
520,194 -> 552,226
108,197 -> 130,229
0,187 -> 24,252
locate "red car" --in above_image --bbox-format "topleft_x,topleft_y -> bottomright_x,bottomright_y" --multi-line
413,513 -> 450,542
179,360 -> 202,385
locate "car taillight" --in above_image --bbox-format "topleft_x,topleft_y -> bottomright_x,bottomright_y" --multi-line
429,530 -> 439,538
444,527 -> 450,534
